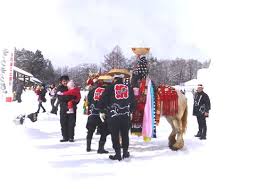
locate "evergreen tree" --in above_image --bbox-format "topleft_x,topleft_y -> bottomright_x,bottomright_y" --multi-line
15,48 -> 56,84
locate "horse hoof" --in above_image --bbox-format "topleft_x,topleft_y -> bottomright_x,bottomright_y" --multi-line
169,146 -> 179,151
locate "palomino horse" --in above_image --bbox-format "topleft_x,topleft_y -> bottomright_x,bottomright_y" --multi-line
156,86 -> 188,150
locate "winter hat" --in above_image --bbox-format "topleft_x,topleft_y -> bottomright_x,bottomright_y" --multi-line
60,75 -> 69,82
197,84 -> 204,88
67,80 -> 75,89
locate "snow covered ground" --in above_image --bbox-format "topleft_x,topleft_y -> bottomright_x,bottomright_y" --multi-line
1,77 -> 265,189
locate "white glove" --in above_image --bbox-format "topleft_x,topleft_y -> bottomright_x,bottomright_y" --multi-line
57,91 -> 63,95
99,113 -> 106,122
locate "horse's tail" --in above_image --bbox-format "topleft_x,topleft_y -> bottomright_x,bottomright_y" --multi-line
181,103 -> 188,133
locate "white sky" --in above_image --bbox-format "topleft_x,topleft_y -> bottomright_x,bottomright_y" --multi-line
0,0 -> 210,67
0,0 -> 265,80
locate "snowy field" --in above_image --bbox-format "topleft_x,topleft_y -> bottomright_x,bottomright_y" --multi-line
0,68 -> 265,188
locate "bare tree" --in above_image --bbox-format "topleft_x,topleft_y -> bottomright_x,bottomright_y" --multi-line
101,45 -> 127,71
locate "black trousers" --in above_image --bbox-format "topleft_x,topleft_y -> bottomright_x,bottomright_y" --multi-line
107,116 -> 130,153
197,115 -> 207,137
16,93 -> 22,103
86,115 -> 110,143
51,100 -> 59,114
37,101 -> 46,113
50,98 -> 56,109
60,111 -> 76,140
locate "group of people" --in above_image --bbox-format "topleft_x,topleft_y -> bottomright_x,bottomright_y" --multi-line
85,74 -> 136,161
52,74 -> 135,161
53,75 -> 211,161
20,74 -> 210,161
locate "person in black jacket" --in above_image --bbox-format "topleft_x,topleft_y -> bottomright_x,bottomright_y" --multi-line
98,74 -> 136,161
15,81 -> 25,103
193,84 -> 211,140
57,75 -> 77,142
48,84 -> 57,112
86,79 -> 112,154
36,84 -> 47,113
50,82 -> 60,115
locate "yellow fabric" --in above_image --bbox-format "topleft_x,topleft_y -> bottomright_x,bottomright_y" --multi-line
131,132 -> 142,137
143,136 -> 151,142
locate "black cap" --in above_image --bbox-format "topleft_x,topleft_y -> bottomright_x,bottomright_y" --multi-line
59,75 -> 69,81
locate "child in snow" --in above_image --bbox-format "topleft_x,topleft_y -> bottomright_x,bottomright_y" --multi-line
57,80 -> 81,114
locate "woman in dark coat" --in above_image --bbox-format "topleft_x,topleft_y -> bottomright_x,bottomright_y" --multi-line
36,84 -> 47,113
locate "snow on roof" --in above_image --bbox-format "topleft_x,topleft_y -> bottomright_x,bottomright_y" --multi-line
30,77 -> 42,83
184,68 -> 210,87
13,66 -> 33,77
184,79 -> 198,86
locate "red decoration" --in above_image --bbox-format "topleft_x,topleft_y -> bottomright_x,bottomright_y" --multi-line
114,84 -> 129,100
157,85 -> 178,116
87,78 -> 94,85
155,92 -> 161,126
93,87 -> 105,101
132,79 -> 147,124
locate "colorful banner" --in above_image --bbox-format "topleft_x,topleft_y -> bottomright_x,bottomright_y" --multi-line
0,48 -> 14,102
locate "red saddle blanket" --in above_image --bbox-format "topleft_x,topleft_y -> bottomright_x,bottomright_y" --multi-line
156,85 -> 178,117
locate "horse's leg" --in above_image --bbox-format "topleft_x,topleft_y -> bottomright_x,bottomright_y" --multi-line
172,118 -> 184,150
166,117 -> 177,148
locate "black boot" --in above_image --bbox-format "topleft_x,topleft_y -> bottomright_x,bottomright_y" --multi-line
86,140 -> 91,152
122,150 -> 130,159
60,138 -> 68,142
109,149 -> 122,161
50,107 -> 58,115
109,154 -> 122,161
200,127 -> 207,140
97,141 -> 109,154
194,131 -> 201,137
200,136 -> 206,140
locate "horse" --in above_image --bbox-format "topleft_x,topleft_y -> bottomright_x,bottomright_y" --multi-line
156,85 -> 188,150
108,68 -> 188,151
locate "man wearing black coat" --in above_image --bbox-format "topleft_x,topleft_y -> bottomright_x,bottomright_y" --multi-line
193,84 -> 211,140
86,80 -> 111,154
57,75 -> 77,142
15,81 -> 24,103
98,74 -> 136,161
